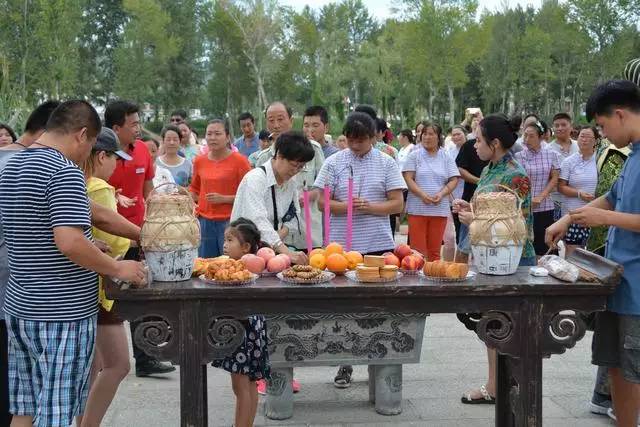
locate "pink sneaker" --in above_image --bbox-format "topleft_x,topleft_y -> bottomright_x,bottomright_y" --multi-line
256,379 -> 267,395
292,379 -> 301,393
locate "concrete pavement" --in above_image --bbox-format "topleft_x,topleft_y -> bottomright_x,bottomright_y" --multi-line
103,313 -> 612,426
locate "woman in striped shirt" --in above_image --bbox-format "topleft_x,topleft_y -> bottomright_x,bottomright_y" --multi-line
515,122 -> 560,255
402,123 -> 459,261
558,126 -> 599,254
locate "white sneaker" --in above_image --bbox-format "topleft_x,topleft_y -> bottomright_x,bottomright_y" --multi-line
607,407 -> 640,426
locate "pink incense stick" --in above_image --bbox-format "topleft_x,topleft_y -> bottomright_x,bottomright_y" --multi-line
346,167 -> 354,252
303,183 -> 313,255
323,185 -> 330,247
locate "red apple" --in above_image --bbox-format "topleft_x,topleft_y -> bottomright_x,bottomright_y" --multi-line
401,255 -> 421,271
257,247 -> 276,263
241,254 -> 265,274
394,244 -> 413,261
267,256 -> 288,273
383,253 -> 400,267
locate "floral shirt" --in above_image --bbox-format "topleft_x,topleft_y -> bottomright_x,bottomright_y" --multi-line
476,152 -> 535,259
375,141 -> 398,161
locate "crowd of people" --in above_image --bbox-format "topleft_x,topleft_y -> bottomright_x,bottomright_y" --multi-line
0,62 -> 639,427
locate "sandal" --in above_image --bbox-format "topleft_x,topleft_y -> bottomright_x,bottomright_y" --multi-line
334,366 -> 353,389
461,384 -> 496,404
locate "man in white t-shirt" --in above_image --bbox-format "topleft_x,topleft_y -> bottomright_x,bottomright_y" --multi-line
548,112 -> 579,219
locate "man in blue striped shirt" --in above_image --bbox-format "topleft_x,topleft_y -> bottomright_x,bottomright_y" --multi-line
0,101 -> 147,427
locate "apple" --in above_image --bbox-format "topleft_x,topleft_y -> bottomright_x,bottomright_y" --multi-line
241,254 -> 265,274
394,244 -> 413,261
256,247 -> 276,263
383,253 -> 400,267
267,256 -> 288,273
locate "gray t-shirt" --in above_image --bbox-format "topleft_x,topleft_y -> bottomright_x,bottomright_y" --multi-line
156,157 -> 192,187
0,149 -> 20,310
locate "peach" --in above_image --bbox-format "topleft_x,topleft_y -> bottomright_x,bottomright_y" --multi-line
413,254 -> 425,270
383,253 -> 400,267
257,247 -> 276,263
241,254 -> 265,274
267,256 -> 288,273
274,253 -> 291,268
394,244 -> 413,261
401,255 -> 421,271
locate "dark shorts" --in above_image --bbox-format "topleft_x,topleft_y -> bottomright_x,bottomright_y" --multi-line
97,305 -> 123,325
533,209 -> 555,256
592,311 -> 640,384
565,223 -> 590,246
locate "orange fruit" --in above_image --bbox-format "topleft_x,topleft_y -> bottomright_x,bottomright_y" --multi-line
309,253 -> 326,270
344,251 -> 363,269
325,242 -> 344,257
309,248 -> 325,258
326,253 -> 349,273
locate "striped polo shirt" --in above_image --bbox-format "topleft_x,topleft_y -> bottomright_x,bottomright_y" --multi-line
314,148 -> 407,254
403,147 -> 460,217
0,148 -> 98,321
559,152 -> 598,215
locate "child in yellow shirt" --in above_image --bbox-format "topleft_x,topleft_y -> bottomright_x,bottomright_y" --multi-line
77,128 -> 134,426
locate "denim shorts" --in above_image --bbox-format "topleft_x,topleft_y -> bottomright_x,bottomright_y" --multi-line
458,223 -> 471,254
592,311 -> 640,384
198,218 -> 229,258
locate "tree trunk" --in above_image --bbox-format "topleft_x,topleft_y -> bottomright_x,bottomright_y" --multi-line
428,81 -> 437,120
226,70 -> 235,137
447,83 -> 455,128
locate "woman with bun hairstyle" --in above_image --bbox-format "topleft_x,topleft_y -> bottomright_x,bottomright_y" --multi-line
515,120 -> 560,255
453,114 -> 535,405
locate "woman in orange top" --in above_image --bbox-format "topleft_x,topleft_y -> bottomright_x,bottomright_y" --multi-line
190,119 -> 251,257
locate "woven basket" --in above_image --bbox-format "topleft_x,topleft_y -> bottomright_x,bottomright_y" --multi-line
469,185 -> 526,275
145,183 -> 194,219
141,183 -> 201,252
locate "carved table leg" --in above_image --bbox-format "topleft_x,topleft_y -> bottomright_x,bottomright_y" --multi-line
496,353 -> 516,425
483,303 -> 543,427
373,365 -> 403,415
368,365 -> 376,404
179,302 -> 208,427
265,367 -> 294,420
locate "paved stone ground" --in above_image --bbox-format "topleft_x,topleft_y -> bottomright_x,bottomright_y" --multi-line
103,313 -> 613,426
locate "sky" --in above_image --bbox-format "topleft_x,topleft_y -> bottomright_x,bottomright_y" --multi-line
279,0 -> 543,20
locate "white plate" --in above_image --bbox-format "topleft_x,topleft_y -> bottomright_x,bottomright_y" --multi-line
418,270 -> 477,283
276,271 -> 336,285
199,273 -> 258,286
345,270 -> 404,283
